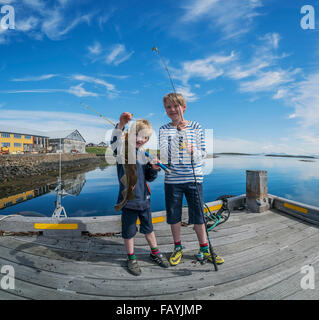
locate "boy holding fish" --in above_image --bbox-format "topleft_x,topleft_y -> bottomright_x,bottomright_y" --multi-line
111,112 -> 169,276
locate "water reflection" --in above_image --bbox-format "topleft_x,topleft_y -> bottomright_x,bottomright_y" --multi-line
0,155 -> 318,217
0,174 -> 86,215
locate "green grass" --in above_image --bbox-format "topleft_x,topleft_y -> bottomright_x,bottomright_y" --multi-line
86,147 -> 108,155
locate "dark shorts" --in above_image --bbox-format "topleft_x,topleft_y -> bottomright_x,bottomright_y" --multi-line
164,182 -> 205,225
121,207 -> 154,239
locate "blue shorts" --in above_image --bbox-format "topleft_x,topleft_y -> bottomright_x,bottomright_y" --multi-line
164,182 -> 205,225
121,207 -> 153,239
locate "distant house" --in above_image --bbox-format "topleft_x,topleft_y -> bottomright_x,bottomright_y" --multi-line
86,143 -> 96,147
97,142 -> 108,147
47,129 -> 86,153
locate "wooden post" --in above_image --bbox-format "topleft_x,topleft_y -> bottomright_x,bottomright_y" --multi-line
246,170 -> 270,213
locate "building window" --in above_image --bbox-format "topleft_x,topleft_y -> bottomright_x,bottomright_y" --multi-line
1,132 -> 10,138
24,135 -> 31,139
14,143 -> 22,147
1,142 -> 10,147
14,134 -> 22,139
3,202 -> 13,208
15,197 -> 24,203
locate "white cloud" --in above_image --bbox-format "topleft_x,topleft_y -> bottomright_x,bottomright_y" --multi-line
15,16 -> 39,32
178,52 -> 236,84
1,84 -> 99,97
87,43 -> 134,66
99,73 -> 130,80
88,41 -> 102,55
239,69 -> 300,93
227,61 -> 270,80
289,72 -> 319,128
42,11 -> 93,40
181,0 -> 219,22
4,73 -> 119,98
1,0 -> 96,43
11,74 -> 58,82
68,83 -> 98,97
2,88 -> 66,94
267,71 -> 319,154
105,44 -> 134,66
180,0 -> 263,39
260,33 -> 281,49
71,74 -> 118,98
273,88 -> 289,100
176,85 -> 198,102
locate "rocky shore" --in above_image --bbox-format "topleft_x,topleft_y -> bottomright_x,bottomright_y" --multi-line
0,153 -> 106,183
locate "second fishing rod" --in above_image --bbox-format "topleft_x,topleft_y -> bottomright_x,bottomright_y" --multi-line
153,46 -> 218,271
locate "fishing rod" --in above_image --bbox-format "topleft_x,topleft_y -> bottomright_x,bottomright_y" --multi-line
152,47 -> 185,127
152,46 -> 218,270
81,102 -> 171,174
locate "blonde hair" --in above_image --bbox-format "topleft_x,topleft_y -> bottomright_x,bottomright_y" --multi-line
122,119 -> 152,161
163,93 -> 186,107
129,119 -> 152,138
114,119 -> 153,212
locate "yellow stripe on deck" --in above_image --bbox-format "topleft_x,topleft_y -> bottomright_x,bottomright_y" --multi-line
204,204 -> 222,213
284,203 -> 308,214
137,216 -> 165,225
34,223 -> 79,230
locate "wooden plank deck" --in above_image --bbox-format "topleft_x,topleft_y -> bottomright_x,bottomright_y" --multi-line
0,208 -> 318,300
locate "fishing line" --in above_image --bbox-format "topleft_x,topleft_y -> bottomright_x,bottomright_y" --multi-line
152,46 -> 185,126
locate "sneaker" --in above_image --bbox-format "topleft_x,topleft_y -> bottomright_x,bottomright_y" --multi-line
202,251 -> 224,265
150,253 -> 169,268
127,258 -> 142,276
169,247 -> 183,266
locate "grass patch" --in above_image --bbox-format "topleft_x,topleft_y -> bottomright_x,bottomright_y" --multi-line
86,147 -> 108,155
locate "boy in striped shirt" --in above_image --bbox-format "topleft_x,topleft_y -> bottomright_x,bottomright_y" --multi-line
159,93 -> 224,266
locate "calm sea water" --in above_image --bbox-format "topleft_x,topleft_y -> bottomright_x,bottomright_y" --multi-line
1,155 -> 319,217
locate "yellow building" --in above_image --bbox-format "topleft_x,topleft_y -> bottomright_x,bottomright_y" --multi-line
0,126 -> 49,154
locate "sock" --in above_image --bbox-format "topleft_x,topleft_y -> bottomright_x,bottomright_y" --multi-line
151,247 -> 160,255
127,253 -> 136,260
174,241 -> 182,251
200,242 -> 209,253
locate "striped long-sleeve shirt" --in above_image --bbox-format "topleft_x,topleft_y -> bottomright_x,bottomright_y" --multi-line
158,121 -> 206,184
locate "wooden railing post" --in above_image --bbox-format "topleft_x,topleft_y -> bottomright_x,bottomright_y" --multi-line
246,170 -> 270,213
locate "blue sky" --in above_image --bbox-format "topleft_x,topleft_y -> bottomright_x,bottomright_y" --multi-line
0,0 -> 319,154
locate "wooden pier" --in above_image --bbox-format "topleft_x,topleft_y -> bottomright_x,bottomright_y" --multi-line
0,205 -> 318,300
1,170 -> 319,300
